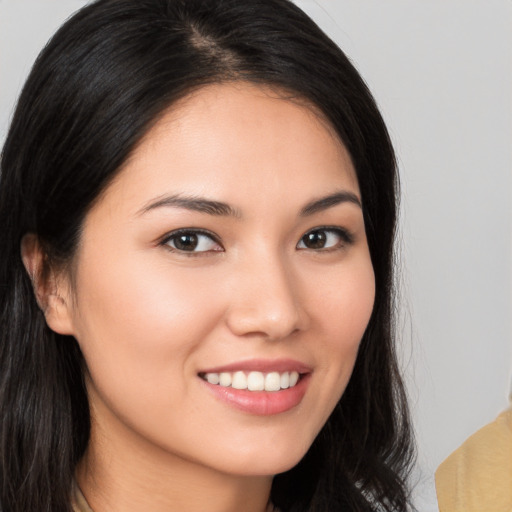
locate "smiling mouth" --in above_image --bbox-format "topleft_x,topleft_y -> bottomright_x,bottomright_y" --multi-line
199,370 -> 301,392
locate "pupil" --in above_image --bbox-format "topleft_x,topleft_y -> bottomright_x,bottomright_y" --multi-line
175,233 -> 198,251
304,231 -> 326,249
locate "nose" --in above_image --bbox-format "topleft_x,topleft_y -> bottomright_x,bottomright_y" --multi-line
225,253 -> 309,340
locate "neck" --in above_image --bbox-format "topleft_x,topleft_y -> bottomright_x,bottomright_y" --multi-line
76,403 -> 273,512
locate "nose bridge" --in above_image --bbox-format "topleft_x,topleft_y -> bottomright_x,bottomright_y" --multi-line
226,246 -> 306,339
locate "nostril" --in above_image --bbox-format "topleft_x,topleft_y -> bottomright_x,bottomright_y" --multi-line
224,263 -> 309,338
225,305 -> 303,340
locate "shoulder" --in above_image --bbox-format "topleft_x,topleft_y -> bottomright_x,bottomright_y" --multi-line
435,408 -> 512,512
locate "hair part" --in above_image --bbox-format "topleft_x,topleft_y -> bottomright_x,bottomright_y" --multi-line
0,1 -> 414,511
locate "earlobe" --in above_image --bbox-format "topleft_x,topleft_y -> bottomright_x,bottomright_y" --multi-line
20,233 -> 76,336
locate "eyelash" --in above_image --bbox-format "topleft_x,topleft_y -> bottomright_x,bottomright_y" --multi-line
297,226 -> 354,251
159,226 -> 354,254
160,228 -> 223,255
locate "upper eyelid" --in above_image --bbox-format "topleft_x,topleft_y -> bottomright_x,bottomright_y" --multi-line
296,227 -> 354,253
159,228 -> 223,247
301,226 -> 354,241
157,225 -> 354,248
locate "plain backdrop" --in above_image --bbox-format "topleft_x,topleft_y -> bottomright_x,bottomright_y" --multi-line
1,1 -> 511,510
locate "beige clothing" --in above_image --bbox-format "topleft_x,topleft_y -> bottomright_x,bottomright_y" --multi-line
72,482 -> 94,512
435,408 -> 512,512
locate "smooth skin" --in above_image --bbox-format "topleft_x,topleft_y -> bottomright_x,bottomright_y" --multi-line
23,82 -> 375,512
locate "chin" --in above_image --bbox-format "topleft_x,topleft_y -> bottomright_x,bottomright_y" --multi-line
217,440 -> 312,477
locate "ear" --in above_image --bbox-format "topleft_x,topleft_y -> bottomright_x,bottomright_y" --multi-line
20,233 -> 76,336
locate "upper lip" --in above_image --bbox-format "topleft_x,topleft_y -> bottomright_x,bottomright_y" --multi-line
198,358 -> 312,375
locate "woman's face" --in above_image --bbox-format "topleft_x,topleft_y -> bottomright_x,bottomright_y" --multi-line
61,82 -> 375,476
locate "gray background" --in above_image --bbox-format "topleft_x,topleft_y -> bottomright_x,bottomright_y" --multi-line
1,1 -> 511,510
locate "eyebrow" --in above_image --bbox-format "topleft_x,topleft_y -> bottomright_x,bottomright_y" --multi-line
137,194 -> 242,218
300,191 -> 362,216
137,190 -> 361,218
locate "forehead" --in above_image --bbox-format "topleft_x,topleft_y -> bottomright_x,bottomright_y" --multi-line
100,81 -> 359,214
145,82 -> 344,148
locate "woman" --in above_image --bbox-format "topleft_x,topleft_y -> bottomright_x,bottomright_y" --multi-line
0,0 -> 414,511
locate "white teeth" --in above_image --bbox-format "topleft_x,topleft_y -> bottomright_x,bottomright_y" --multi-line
219,372 -> 232,387
231,371 -> 247,389
206,373 -> 220,385
265,372 -> 281,392
202,370 -> 302,391
247,371 -> 265,391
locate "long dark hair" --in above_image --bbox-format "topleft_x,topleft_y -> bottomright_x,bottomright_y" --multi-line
0,1 -> 414,510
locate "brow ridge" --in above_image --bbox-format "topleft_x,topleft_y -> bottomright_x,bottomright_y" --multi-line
300,191 -> 361,216
138,194 -> 241,217
138,191 -> 360,218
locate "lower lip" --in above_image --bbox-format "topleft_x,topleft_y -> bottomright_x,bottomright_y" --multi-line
201,374 -> 311,415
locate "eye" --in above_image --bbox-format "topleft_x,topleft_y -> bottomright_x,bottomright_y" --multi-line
162,229 -> 222,253
297,227 -> 352,251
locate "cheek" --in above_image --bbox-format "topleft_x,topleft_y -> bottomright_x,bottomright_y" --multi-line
70,254 -> 225,395
319,256 -> 375,342
316,256 -> 375,390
